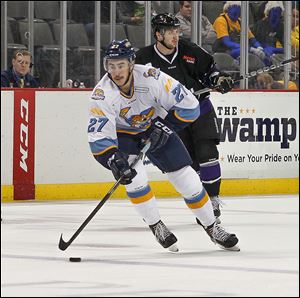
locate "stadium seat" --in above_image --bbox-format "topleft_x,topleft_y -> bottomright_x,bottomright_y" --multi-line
6,20 -> 27,67
85,23 -> 127,48
248,53 -> 265,72
202,1 -> 224,24
18,19 -> 57,46
34,1 -> 60,22
7,1 -> 28,20
213,52 -> 240,79
126,25 -> 145,49
18,19 -> 62,87
52,22 -> 96,87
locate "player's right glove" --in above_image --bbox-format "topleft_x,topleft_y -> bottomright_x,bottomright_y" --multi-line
107,151 -> 137,185
146,117 -> 173,152
210,73 -> 234,94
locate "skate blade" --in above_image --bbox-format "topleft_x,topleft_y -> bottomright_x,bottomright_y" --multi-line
167,243 -> 179,252
218,244 -> 240,252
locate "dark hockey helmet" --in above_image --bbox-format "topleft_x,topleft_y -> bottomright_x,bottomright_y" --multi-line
151,13 -> 180,38
103,39 -> 136,71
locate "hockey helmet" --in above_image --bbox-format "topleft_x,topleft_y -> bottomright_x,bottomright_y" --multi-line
103,39 -> 136,71
151,13 -> 180,37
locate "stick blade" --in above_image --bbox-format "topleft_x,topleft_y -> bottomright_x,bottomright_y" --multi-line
58,233 -> 69,251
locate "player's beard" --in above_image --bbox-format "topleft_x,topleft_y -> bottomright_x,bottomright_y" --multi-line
160,37 -> 177,51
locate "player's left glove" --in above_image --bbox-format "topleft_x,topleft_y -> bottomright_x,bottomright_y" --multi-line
210,73 -> 234,94
107,151 -> 137,185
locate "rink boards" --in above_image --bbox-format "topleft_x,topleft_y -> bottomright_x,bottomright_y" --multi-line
1,89 -> 299,201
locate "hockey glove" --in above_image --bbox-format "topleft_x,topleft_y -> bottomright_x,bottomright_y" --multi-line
210,73 -> 234,94
147,118 -> 173,152
108,151 -> 137,185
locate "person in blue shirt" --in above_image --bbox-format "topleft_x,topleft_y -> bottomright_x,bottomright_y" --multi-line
1,50 -> 40,88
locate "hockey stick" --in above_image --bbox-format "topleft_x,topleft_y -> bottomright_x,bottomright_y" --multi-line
58,141 -> 151,251
194,56 -> 299,96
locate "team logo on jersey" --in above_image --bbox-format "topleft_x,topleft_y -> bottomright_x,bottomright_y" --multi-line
182,55 -> 195,64
91,87 -> 105,100
143,68 -> 160,80
120,107 -> 155,129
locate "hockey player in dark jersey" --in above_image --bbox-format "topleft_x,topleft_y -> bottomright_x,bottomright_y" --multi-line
135,13 -> 235,224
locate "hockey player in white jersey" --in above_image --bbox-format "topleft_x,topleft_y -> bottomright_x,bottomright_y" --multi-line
88,39 -> 239,252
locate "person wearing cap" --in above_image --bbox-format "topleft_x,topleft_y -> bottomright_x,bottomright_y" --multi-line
1,50 -> 40,88
213,1 -> 267,62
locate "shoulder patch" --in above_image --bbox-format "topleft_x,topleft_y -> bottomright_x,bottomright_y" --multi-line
90,107 -> 106,117
91,87 -> 105,100
143,68 -> 160,80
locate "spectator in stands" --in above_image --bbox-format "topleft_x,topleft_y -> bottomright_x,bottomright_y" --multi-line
256,73 -> 283,89
291,7 -> 299,52
213,1 -> 266,62
252,1 -> 284,65
175,1 -> 217,45
1,50 -> 40,88
255,72 -> 298,90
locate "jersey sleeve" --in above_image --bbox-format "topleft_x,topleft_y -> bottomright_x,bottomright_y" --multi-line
156,71 -> 200,131
87,86 -> 118,168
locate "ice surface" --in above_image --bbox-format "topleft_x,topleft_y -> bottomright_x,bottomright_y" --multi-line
1,195 -> 299,297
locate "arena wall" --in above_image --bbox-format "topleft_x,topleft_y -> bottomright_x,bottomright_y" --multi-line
1,89 -> 299,201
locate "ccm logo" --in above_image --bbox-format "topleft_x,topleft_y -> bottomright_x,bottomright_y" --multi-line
20,98 -> 29,172
154,120 -> 173,135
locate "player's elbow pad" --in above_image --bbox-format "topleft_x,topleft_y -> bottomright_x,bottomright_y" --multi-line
165,108 -> 199,132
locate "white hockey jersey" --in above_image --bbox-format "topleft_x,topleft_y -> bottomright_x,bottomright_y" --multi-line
88,64 -> 200,157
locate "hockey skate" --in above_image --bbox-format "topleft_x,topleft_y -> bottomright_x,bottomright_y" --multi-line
149,220 -> 178,252
210,196 -> 222,223
196,218 -> 240,251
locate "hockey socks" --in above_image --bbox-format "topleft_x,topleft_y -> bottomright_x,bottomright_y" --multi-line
167,165 -> 216,227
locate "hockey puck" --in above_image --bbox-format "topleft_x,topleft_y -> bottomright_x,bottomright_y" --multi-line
69,257 -> 81,262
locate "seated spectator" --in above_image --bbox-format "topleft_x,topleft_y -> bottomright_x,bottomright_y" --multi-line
213,1 -> 266,62
252,1 -> 284,65
175,1 -> 217,45
255,73 -> 298,90
256,73 -> 282,89
1,50 -> 40,88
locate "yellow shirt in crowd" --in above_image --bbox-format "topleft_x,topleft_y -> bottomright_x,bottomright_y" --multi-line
213,13 -> 254,39
291,26 -> 299,50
